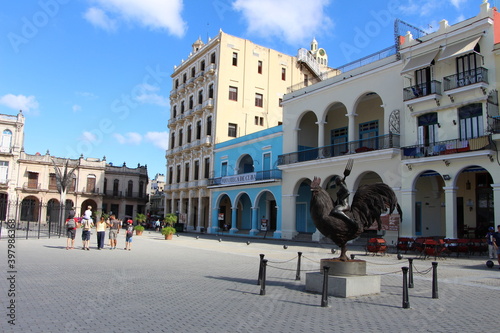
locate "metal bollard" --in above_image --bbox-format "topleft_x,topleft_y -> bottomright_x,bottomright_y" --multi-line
260,259 -> 268,296
432,261 -> 438,299
408,258 -> 414,288
257,254 -> 265,285
402,266 -> 410,309
321,266 -> 330,307
296,252 -> 302,281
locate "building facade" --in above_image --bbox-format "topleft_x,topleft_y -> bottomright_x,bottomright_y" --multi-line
278,1 -> 500,243
148,173 -> 166,219
102,163 -> 149,219
165,31 -> 327,232
0,111 -> 149,223
208,125 -> 283,237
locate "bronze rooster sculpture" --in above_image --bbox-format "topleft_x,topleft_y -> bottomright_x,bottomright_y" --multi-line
310,160 -> 402,261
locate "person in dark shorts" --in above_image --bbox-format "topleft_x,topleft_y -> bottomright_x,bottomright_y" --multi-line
108,215 -> 121,250
124,219 -> 134,251
65,217 -> 77,250
81,216 -> 93,250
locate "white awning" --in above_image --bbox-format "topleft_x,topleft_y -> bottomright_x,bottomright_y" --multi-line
401,50 -> 440,74
438,36 -> 482,61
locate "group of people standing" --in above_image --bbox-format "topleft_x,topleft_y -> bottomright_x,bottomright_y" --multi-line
65,206 -> 135,251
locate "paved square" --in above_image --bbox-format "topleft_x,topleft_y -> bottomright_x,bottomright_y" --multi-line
0,231 -> 498,332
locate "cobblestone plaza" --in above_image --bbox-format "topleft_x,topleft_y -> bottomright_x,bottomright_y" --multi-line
0,231 -> 498,332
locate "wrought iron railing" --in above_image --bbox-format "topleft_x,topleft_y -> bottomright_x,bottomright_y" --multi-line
443,67 -> 488,91
403,80 -> 442,101
287,45 -> 397,93
401,135 -> 491,160
278,134 -> 400,165
208,169 -> 282,186
488,116 -> 500,134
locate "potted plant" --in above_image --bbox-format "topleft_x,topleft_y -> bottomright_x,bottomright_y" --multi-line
164,213 -> 177,227
161,226 -> 176,240
134,224 -> 145,236
135,213 -> 147,228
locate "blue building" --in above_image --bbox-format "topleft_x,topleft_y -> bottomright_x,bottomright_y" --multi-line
208,126 -> 283,238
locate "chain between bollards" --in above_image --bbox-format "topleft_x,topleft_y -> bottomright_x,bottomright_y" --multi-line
402,266 -> 410,309
321,266 -> 330,307
408,258 -> 414,288
432,261 -> 438,299
260,259 -> 268,296
257,254 -> 265,285
296,252 -> 302,281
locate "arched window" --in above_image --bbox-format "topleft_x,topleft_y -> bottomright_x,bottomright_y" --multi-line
1,129 -> 12,152
86,174 -> 96,193
113,179 -> 119,196
139,181 -> 144,198
127,180 -> 133,197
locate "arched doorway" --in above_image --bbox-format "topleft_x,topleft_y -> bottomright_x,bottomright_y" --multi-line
217,194 -> 231,230
295,179 -> 315,233
20,196 -> 40,222
255,191 -> 278,231
457,167 -> 493,238
414,170 -> 445,237
80,199 -> 97,219
0,193 -> 7,220
47,199 -> 60,223
235,193 -> 252,230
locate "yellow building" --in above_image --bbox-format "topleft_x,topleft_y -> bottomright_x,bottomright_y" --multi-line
165,31 -> 328,231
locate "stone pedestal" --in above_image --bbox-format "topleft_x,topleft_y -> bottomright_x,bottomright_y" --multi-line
305,259 -> 381,298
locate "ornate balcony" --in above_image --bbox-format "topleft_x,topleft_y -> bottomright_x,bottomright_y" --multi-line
401,135 -> 491,160
403,80 -> 441,102
278,134 -> 400,166
443,67 -> 488,92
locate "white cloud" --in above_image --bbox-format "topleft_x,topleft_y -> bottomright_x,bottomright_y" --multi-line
134,83 -> 169,106
83,7 -> 118,32
232,0 -> 332,45
84,0 -> 186,37
113,132 -> 143,145
72,104 -> 82,112
76,91 -> 98,99
81,131 -> 97,142
450,0 -> 467,9
0,94 -> 39,113
144,131 -> 169,150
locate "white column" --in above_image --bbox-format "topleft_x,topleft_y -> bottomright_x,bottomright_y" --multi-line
197,193 -> 203,232
316,120 -> 326,149
187,195 -> 193,231
347,113 -> 356,152
280,194 -> 297,239
443,186 -> 458,238
400,188 -> 416,237
491,184 -> 500,228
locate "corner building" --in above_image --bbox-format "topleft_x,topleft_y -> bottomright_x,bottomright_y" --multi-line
165,31 -> 326,232
279,1 -> 500,242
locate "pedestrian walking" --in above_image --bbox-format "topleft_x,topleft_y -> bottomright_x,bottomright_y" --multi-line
95,216 -> 108,250
108,214 -> 121,250
81,216 -> 93,250
65,216 -> 77,250
124,219 -> 134,251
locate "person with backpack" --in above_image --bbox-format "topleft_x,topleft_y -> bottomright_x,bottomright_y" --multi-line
65,215 -> 77,250
124,219 -> 134,251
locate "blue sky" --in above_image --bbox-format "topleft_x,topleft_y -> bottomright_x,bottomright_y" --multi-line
0,0 -> 486,178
